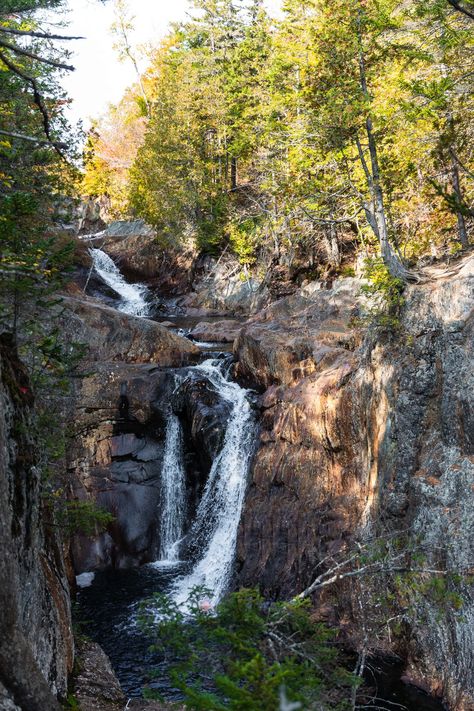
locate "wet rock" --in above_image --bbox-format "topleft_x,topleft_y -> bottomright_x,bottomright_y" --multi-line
172,372 -> 233,472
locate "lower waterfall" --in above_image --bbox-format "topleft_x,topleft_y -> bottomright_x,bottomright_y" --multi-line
169,359 -> 254,608
89,247 -> 150,316
157,413 -> 186,564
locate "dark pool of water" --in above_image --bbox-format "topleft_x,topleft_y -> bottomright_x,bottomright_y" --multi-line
361,656 -> 448,711
77,565 -> 186,699
78,569 -> 448,710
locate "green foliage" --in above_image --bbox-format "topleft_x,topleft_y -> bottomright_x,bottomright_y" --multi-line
0,1 -> 99,550
63,693 -> 80,710
54,499 -> 114,536
227,217 -> 262,266
361,257 -> 405,330
139,587 -> 357,710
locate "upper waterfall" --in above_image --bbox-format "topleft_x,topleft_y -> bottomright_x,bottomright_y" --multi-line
89,247 -> 150,317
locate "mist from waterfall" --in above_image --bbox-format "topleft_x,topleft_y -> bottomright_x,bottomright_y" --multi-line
89,248 -> 150,317
169,359 -> 254,608
157,414 -> 187,564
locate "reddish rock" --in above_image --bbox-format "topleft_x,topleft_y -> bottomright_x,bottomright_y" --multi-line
235,262 -> 474,710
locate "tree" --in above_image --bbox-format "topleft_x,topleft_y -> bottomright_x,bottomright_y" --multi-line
408,0 -> 474,249
93,0 -> 474,276
140,587 -> 357,710
0,0 -> 79,338
305,0 -> 419,279
82,89 -> 147,217
111,0 -> 151,116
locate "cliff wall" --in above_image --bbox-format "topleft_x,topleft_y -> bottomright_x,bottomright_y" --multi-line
235,258 -> 474,709
0,335 -> 73,711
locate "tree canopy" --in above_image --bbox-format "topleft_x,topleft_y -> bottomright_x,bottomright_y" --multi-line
82,0 -> 474,279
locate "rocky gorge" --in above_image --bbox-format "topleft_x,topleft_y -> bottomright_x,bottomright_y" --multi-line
1,223 -> 473,711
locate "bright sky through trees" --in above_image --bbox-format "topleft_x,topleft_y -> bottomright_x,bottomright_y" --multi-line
62,0 -> 281,125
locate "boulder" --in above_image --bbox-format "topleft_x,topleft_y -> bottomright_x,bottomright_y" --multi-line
235,278 -> 360,389
74,641 -> 125,711
57,295 -> 200,365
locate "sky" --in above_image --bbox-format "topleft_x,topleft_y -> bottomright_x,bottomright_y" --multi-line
56,0 -> 281,127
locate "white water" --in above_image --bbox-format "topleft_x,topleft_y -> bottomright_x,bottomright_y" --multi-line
170,359 -> 254,609
89,248 -> 150,317
156,414 -> 187,565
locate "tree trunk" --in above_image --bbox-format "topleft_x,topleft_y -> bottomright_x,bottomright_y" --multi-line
449,146 -> 469,248
324,221 -> 340,267
357,9 -> 409,280
231,156 -> 237,191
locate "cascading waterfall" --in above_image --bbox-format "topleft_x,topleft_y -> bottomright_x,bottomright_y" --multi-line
156,413 -> 187,565
89,247 -> 150,317
85,249 -> 255,607
170,359 -> 254,608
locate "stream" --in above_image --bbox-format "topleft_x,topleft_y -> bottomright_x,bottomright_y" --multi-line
77,247 -> 447,711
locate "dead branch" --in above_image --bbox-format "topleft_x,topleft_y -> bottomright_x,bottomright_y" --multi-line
0,26 -> 84,40
0,128 -> 67,148
0,49 -> 64,157
0,37 -> 75,70
294,562 -> 468,601
447,0 -> 474,20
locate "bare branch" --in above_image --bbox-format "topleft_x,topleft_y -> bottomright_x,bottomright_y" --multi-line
0,128 -> 67,148
0,49 -> 65,157
294,562 -> 468,601
0,26 -> 84,41
0,38 -> 75,70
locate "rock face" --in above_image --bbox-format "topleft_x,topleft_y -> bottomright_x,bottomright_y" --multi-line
69,363 -> 171,572
236,279 -> 364,596
63,295 -> 200,572
73,641 -> 125,711
179,254 -> 268,314
235,260 -> 474,710
0,335 -> 73,711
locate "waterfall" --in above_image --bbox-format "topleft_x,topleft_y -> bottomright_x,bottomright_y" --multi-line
89,248 -> 150,317
157,414 -> 187,565
170,359 -> 254,608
